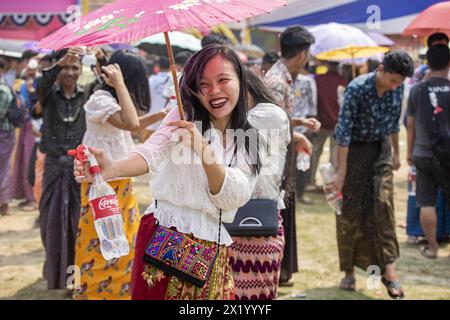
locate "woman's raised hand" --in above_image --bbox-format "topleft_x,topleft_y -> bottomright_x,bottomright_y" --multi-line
100,63 -> 125,88
73,147 -> 118,183
166,120 -> 206,155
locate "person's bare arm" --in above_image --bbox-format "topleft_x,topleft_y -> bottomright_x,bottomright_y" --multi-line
332,146 -> 349,193
74,148 -> 149,182
390,132 -> 401,170
291,117 -> 321,132
102,64 -> 140,130
138,110 -> 167,130
406,115 -> 416,166
293,131 -> 313,154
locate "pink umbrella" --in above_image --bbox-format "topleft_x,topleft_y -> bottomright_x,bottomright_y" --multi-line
38,0 -> 286,119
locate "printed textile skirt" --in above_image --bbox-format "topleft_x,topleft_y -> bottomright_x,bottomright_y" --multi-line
228,210 -> 285,300
72,179 -> 140,300
11,119 -> 35,202
131,213 -> 235,300
337,139 -> 399,273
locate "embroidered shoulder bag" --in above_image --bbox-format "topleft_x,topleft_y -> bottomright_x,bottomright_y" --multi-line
143,146 -> 237,288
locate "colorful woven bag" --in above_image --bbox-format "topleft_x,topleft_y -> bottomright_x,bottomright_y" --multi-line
143,224 -> 218,288
143,148 -> 235,288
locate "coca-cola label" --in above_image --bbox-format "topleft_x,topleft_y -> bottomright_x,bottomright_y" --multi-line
90,195 -> 120,220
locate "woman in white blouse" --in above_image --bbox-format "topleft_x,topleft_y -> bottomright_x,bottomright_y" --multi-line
73,51 -> 165,300
228,69 -> 291,300
74,45 -> 263,300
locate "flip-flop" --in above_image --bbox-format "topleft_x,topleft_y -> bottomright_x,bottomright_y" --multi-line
279,278 -> 295,287
339,276 -> 356,291
406,236 -> 419,245
0,205 -> 12,216
381,277 -> 405,300
420,246 -> 437,259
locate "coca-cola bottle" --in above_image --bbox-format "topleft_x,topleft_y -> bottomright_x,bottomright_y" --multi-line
407,166 -> 416,196
68,145 -> 129,260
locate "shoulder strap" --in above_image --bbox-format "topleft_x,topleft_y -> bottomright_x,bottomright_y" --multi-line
217,143 -> 238,254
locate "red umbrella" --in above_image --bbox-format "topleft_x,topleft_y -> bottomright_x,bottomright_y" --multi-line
38,0 -> 286,120
404,1 -> 450,36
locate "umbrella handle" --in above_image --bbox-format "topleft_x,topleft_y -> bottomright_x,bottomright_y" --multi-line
164,32 -> 184,121
351,53 -> 356,79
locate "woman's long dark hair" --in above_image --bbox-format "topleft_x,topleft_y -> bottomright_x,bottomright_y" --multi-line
245,68 -> 277,106
245,68 -> 296,203
96,50 -> 150,112
180,44 -> 260,174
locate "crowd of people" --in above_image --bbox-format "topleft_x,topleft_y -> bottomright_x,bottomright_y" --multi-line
0,25 -> 449,301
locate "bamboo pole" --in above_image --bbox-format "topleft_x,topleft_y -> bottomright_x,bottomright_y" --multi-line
164,31 -> 184,121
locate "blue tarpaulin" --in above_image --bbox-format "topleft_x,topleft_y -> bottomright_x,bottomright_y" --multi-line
234,0 -> 448,34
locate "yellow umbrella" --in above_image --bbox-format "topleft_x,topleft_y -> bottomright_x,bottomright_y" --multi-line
315,45 -> 389,78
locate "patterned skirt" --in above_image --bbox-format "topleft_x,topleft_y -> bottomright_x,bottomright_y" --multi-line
11,120 -> 35,202
131,213 -> 235,300
337,140 -> 399,273
72,179 -> 141,300
228,211 -> 285,300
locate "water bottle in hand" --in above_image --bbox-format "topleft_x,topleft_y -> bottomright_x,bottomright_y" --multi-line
319,162 -> 343,215
296,146 -> 310,171
407,166 -> 416,196
68,145 -> 129,260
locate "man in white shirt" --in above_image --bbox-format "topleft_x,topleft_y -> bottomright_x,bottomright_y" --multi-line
162,51 -> 193,111
146,56 -> 171,135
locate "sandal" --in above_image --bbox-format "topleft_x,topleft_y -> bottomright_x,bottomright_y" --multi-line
420,246 -> 437,259
0,204 -> 12,216
381,277 -> 405,299
279,278 -> 295,287
406,236 -> 419,245
339,276 -> 356,291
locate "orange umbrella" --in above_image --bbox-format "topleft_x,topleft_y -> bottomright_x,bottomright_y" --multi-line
404,1 -> 450,36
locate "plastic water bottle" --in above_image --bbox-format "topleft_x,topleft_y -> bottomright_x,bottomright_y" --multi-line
407,166 -> 416,196
319,162 -> 343,215
296,146 -> 310,171
68,145 -> 129,260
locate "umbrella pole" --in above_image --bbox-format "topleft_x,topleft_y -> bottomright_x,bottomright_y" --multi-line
164,31 -> 184,121
351,52 -> 356,79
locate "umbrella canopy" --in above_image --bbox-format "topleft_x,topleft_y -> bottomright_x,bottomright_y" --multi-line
316,45 -> 389,79
227,0 -> 445,35
135,31 -> 201,55
0,39 -> 52,57
315,46 -> 390,61
309,23 -> 379,56
233,43 -> 265,59
37,0 -> 286,121
38,0 -> 286,50
366,31 -> 395,46
404,1 -> 450,36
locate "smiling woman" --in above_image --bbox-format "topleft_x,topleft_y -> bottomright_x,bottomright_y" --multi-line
197,56 -> 240,120
74,44 -> 265,300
